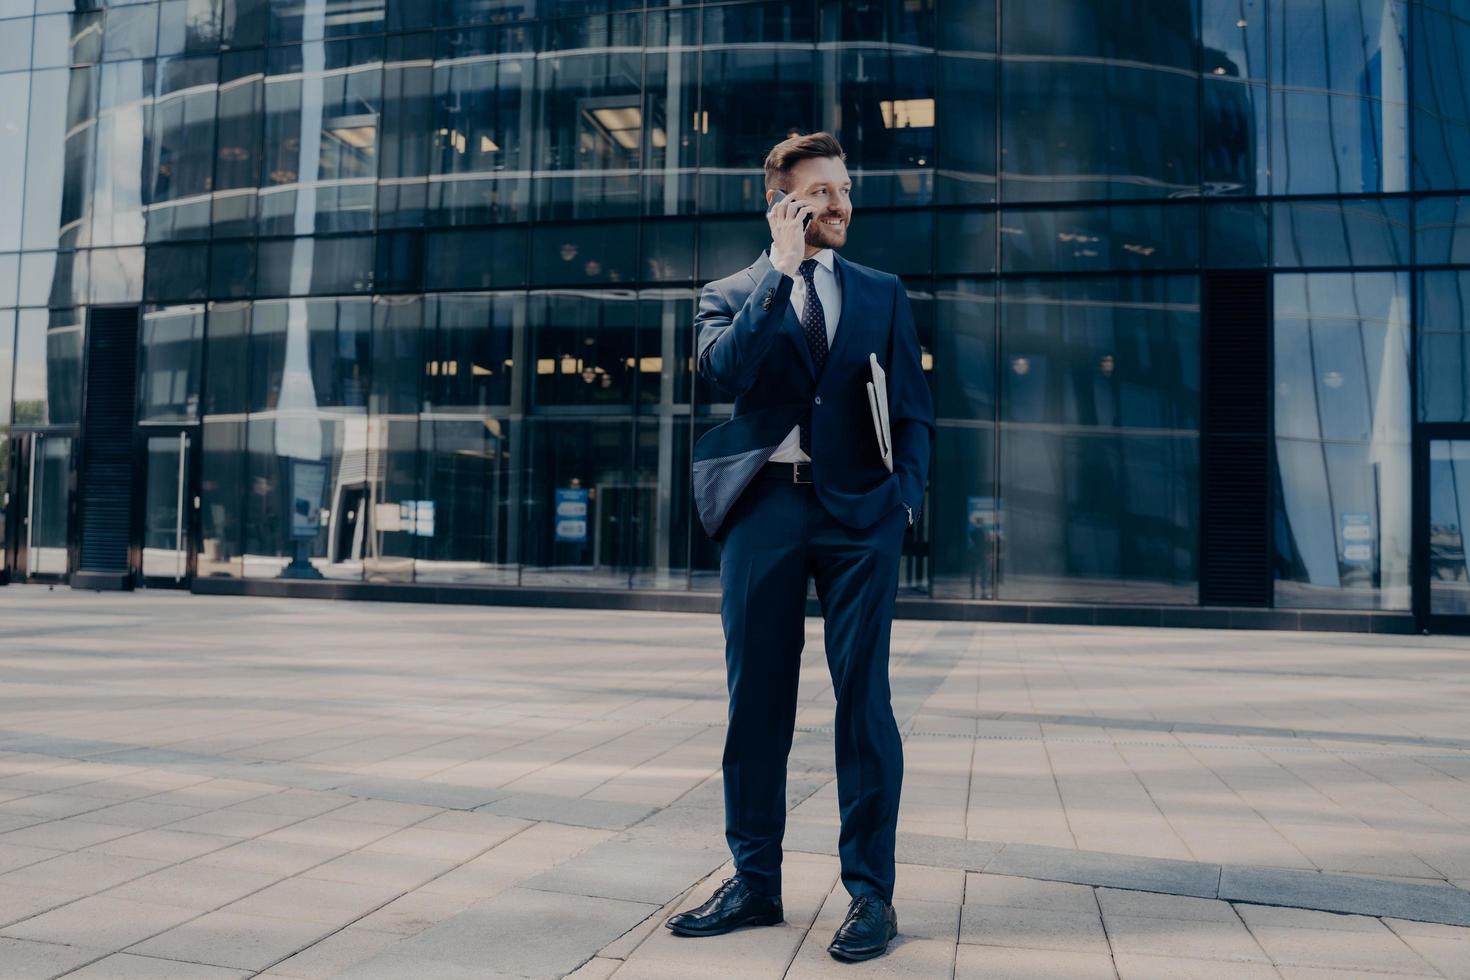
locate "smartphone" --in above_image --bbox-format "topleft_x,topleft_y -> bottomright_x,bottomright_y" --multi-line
767,189 -> 813,230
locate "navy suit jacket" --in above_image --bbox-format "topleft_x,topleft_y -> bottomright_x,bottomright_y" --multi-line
692,249 -> 935,540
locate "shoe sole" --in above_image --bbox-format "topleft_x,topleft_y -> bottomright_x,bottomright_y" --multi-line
665,913 -> 784,937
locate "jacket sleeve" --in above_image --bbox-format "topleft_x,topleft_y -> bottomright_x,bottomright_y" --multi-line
887,275 -> 936,521
696,265 -> 796,397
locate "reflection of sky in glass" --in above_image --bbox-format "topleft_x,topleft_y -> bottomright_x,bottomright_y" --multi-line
1274,272 -> 1410,609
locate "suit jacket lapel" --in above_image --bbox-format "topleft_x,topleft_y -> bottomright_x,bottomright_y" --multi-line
825,252 -> 860,377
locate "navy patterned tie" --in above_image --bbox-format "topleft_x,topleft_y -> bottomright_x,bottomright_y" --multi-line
798,257 -> 828,455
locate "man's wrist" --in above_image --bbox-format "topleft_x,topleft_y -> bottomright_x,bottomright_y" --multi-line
769,243 -> 799,277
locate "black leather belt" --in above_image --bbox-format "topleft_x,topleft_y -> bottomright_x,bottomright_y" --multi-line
762,460 -> 813,484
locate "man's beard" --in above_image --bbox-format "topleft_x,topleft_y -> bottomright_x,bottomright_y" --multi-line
806,217 -> 848,249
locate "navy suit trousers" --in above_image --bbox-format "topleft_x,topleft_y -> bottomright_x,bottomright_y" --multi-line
718,475 -> 908,904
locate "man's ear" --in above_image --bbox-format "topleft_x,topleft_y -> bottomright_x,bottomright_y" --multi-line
764,188 -> 776,206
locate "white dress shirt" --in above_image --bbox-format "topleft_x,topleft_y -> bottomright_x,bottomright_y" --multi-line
768,246 -> 841,463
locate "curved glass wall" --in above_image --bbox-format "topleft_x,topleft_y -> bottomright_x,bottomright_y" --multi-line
0,0 -> 1465,610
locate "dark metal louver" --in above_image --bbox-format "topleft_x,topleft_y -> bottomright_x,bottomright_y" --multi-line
74,307 -> 139,591
1200,270 -> 1271,607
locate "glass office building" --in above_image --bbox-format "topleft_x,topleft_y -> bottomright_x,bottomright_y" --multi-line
2,0 -> 1470,631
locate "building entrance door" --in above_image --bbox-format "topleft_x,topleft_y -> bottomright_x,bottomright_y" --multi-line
140,429 -> 196,587
4,432 -> 75,581
1419,435 -> 1470,632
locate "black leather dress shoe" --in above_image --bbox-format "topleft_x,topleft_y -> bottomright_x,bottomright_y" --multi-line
827,896 -> 898,962
665,876 -> 783,937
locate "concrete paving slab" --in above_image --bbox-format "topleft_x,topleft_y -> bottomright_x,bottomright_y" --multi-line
59,952 -> 251,979
955,943 -> 1117,979
126,910 -> 341,972
1,894 -> 199,950
0,936 -> 103,979
344,887 -> 657,980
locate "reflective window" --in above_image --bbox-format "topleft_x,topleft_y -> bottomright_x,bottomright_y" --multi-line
1271,0 -> 1409,195
255,236 -> 375,296
91,60 -> 152,248
1203,77 -> 1267,196
1415,195 -> 1470,266
145,243 -> 211,303
0,72 -> 27,253
213,49 -> 265,237
1203,0 -> 1266,80
414,416 -> 514,584
429,25 -> 533,226
377,32 -> 432,229
828,44 -> 934,208
997,276 -> 1200,603
13,308 -> 83,426
1429,440 -> 1470,614
200,422 -> 247,579
520,418 -> 637,588
0,16 -> 28,75
936,50 -> 996,204
271,0 -> 386,44
1273,272 -> 1410,610
203,301 -> 250,416
138,306 -> 204,422
529,290 -> 637,408
1418,271 -> 1470,423
1414,0 -> 1470,191
930,280 -> 998,600
0,308 -> 13,428
260,40 -> 382,235
100,3 -> 156,62
641,10 -> 698,216
423,292 -> 518,412
148,56 -> 220,243
534,14 -> 643,219
249,297 -> 371,412
20,68 -> 68,251
698,2 -> 816,214
1272,198 -> 1410,268
530,221 -> 639,286
999,0 -> 1199,202
1002,204 -> 1199,274
159,0 -> 225,57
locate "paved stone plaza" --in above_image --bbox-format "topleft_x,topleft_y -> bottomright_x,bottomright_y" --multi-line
1,586 -> 1469,978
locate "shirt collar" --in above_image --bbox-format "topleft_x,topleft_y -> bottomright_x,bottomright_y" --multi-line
765,246 -> 835,272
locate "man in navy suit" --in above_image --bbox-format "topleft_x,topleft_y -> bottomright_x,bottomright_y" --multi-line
665,133 -> 934,962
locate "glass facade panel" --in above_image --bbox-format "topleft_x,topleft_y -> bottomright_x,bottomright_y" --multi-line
138,305 -> 204,422
1270,0 -> 1409,195
1273,272 -> 1410,610
997,276 -> 1200,603
13,308 -> 82,427
1414,0 -> 1470,191
1429,440 -> 1470,614
1418,270 -> 1470,423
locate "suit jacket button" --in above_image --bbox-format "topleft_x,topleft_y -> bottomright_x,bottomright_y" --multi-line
814,395 -> 822,405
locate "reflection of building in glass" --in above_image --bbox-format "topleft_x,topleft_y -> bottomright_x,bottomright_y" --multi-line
1,0 -> 1470,630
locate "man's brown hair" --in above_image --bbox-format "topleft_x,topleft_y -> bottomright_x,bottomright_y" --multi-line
763,131 -> 847,191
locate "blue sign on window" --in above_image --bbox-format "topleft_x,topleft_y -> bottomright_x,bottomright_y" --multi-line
1339,512 -> 1374,565
555,487 -> 589,543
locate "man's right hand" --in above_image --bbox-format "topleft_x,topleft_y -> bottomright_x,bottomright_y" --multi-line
766,196 -> 814,277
